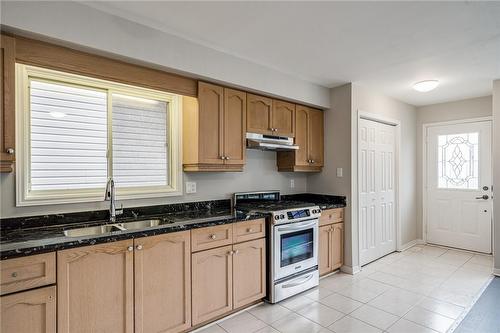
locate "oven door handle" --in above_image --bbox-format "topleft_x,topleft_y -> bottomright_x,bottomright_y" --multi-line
277,220 -> 317,232
282,273 -> 315,288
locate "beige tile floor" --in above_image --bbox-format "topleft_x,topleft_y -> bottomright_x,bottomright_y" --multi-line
195,245 -> 494,333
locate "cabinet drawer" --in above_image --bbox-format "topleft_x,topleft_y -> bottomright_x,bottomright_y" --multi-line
233,219 -> 266,243
1,252 -> 56,295
319,208 -> 344,226
191,224 -> 233,252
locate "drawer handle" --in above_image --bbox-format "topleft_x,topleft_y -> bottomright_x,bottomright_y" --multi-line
247,228 -> 254,233
210,234 -> 217,240
11,272 -> 18,278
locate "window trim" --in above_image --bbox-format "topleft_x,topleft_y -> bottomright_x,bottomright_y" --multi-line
16,64 -> 183,206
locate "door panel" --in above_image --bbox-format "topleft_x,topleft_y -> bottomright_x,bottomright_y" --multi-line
57,240 -> 134,333
308,109 -> 324,166
247,94 -> 272,135
359,119 -> 396,266
198,82 -> 224,164
294,106 -> 309,166
318,225 -> 332,276
134,232 -> 191,333
233,239 -> 266,308
332,223 -> 344,270
192,245 -> 233,325
272,100 -> 295,137
426,121 -> 492,253
224,88 -> 246,164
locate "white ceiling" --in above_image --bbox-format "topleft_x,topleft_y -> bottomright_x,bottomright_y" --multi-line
85,1 -> 500,106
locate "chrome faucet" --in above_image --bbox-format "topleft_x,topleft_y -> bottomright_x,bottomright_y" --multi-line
105,178 -> 123,222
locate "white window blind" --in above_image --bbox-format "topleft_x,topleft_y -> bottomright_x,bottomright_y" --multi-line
112,94 -> 168,187
30,80 -> 108,191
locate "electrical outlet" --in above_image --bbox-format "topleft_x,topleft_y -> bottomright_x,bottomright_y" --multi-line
290,179 -> 295,188
185,182 -> 197,194
336,168 -> 343,178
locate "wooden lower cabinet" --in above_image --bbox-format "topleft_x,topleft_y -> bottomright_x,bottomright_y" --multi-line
57,240 -> 135,333
1,286 -> 56,333
192,245 -> 233,325
134,231 -> 191,333
233,238 -> 266,308
319,222 -> 344,276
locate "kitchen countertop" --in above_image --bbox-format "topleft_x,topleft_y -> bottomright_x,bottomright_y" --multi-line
0,200 -> 264,260
0,194 -> 346,260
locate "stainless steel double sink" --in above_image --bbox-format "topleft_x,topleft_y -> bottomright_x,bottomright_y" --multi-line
63,219 -> 167,238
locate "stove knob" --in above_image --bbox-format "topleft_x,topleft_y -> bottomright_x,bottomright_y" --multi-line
280,214 -> 285,219
274,215 -> 280,220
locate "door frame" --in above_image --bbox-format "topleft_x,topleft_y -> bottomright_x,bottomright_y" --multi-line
357,111 -> 402,267
422,116 -> 493,245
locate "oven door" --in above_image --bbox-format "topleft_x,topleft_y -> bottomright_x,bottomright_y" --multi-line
273,219 -> 318,281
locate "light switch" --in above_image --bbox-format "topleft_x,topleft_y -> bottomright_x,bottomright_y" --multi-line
185,182 -> 197,194
336,168 -> 343,178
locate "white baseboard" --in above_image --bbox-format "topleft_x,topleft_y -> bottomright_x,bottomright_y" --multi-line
398,239 -> 425,252
341,265 -> 361,275
494,268 -> 500,277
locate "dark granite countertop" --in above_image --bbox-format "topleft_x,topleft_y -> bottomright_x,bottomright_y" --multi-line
0,200 -> 265,260
281,193 -> 347,209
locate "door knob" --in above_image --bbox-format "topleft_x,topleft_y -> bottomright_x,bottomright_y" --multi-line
475,195 -> 489,200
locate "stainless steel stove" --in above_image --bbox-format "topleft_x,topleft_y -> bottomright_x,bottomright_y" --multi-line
234,191 -> 321,303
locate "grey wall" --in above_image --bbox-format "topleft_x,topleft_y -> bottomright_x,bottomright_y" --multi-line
0,1 -> 330,109
0,150 -> 307,218
493,81 -> 500,273
308,84 -> 417,271
415,96 -> 493,240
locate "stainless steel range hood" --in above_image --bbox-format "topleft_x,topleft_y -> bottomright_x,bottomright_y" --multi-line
246,133 -> 299,151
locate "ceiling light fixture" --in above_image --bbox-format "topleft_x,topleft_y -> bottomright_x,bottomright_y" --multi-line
413,80 -> 439,92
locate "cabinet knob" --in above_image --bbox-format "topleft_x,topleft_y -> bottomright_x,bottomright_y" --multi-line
6,148 -> 14,155
234,250 -> 239,255
247,228 -> 253,233
11,272 -> 18,278
311,160 -> 315,164
210,234 -> 217,240
127,246 -> 134,252
136,244 -> 143,250
225,156 -> 230,160
227,251 -> 234,256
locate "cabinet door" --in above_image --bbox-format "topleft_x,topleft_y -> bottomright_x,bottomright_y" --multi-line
192,245 -> 233,325
198,82 -> 224,164
1,286 -> 56,333
272,100 -> 295,137
134,231 -> 191,333
294,105 -> 310,166
308,108 -> 324,166
247,94 -> 272,135
57,240 -> 134,333
318,225 -> 333,276
0,35 -> 16,172
224,88 -> 246,165
233,238 -> 266,308
332,223 -> 344,270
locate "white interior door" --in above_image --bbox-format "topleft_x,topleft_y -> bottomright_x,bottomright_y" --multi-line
359,118 -> 397,266
426,121 -> 492,253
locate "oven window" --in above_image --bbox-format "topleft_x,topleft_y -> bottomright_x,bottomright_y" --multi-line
280,229 -> 314,267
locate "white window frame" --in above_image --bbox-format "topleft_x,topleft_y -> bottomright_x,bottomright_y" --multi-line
16,64 -> 183,206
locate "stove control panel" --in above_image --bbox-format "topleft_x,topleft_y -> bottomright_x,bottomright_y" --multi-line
273,206 -> 321,224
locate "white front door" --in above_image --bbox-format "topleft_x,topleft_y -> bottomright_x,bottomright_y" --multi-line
359,118 -> 397,266
426,121 -> 492,253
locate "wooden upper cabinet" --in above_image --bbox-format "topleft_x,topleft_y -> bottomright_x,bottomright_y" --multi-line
198,82 -> 224,165
191,245 -> 233,325
1,286 -> 56,333
247,94 -> 272,135
134,231 -> 191,333
57,240 -> 134,333
183,82 -> 245,171
224,88 -> 246,165
232,238 -> 266,308
277,105 -> 324,172
0,35 -> 16,173
272,100 -> 295,137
